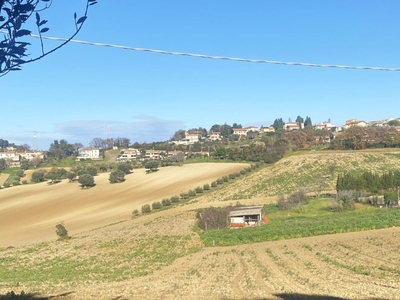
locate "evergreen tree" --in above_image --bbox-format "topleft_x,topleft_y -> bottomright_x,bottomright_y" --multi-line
304,116 -> 313,127
272,118 -> 285,130
295,116 -> 304,126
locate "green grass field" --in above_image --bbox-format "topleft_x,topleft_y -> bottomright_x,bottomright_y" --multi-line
200,199 -> 400,246
2,168 -> 19,186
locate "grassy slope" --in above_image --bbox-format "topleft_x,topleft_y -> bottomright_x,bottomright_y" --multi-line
201,199 -> 400,246
198,149 -> 400,202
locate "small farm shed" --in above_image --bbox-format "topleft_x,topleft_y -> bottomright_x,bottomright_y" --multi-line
229,206 -> 266,228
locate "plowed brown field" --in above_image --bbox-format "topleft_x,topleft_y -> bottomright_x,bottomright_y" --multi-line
1,210 -> 400,300
0,163 -> 247,247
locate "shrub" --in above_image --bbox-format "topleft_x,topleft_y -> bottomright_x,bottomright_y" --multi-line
132,209 -> 139,216
222,176 -> 229,182
384,191 -> 398,206
55,223 -> 68,240
109,170 -> 125,183
22,180 -> 28,184
278,189 -> 309,210
152,201 -> 162,209
85,166 -> 98,176
240,169 -> 246,175
58,168 -> 68,179
195,186 -> 204,193
229,173 -> 235,180
197,206 -> 234,230
203,183 -> 210,190
180,192 -> 189,200
235,172 -> 241,178
145,160 -> 159,172
162,199 -> 171,206
188,189 -> 196,197
66,171 -> 76,182
211,181 -> 218,188
141,204 -> 151,214
170,195 -> 180,203
99,164 -> 108,172
78,174 -> 95,188
117,162 -> 133,174
217,178 -> 223,185
331,191 -> 356,212
31,170 -> 45,183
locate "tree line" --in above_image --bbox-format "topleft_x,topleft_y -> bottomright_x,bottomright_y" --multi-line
336,170 -> 400,193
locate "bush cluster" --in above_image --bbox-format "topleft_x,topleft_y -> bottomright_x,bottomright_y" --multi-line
277,189 -> 309,211
195,186 -> 204,193
55,223 -> 68,240
162,199 -> 171,206
152,201 -> 162,210
141,204 -> 151,214
197,206 -> 234,231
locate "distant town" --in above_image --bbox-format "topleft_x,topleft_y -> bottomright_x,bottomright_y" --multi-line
1,116 -> 400,169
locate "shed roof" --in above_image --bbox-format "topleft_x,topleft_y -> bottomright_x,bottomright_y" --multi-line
229,206 -> 264,217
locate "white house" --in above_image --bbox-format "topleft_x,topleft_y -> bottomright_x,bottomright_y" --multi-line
315,121 -> 335,131
344,119 -> 367,129
285,122 -> 300,131
0,151 -> 20,167
77,147 -> 101,160
117,148 -> 141,161
208,131 -> 222,141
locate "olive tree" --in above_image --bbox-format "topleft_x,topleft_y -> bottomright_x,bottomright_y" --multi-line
109,170 -> 125,183
31,170 -> 45,183
144,160 -> 159,172
78,173 -> 94,188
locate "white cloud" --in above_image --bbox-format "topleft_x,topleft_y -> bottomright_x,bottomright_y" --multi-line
52,115 -> 186,147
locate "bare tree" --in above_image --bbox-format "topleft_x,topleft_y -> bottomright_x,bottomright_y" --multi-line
313,178 -> 328,199
89,137 -> 105,149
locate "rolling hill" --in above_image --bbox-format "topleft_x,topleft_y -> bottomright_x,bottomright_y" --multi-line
1,149 -> 400,300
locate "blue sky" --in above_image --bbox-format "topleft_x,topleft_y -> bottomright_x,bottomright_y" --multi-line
2,0 -> 400,150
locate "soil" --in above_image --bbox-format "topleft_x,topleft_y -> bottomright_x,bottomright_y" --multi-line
0,163 -> 247,247
2,210 -> 400,300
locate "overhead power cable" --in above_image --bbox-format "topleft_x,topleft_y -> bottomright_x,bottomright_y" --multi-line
8,31 -> 400,72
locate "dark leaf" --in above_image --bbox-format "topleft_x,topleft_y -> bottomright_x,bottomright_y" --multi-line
19,14 -> 29,22
0,16 -> 5,22
3,7 -> 11,17
76,16 -> 87,24
10,67 -> 22,71
74,12 -> 77,19
15,42 -> 31,47
89,1 -> 97,5
35,12 -> 40,25
10,46 -> 25,55
39,20 -> 48,26
40,27 -> 49,33
15,4 -> 34,13
15,29 -> 31,37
